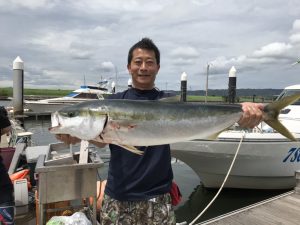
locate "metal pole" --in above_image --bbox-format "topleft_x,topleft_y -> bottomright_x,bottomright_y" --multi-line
180,72 -> 187,102
111,81 -> 116,94
127,78 -> 132,88
205,64 -> 210,103
295,170 -> 300,194
13,56 -> 24,116
228,66 -> 237,104
114,65 -> 118,92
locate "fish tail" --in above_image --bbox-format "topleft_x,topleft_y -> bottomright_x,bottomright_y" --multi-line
264,93 -> 300,141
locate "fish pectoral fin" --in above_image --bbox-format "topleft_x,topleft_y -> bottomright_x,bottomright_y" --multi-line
117,144 -> 144,155
206,134 -> 219,140
206,127 -> 231,140
206,130 -> 224,140
265,120 -> 297,141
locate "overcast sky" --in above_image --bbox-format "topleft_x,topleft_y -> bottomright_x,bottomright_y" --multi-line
0,0 -> 300,91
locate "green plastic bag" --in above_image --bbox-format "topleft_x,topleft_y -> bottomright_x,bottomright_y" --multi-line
46,212 -> 92,225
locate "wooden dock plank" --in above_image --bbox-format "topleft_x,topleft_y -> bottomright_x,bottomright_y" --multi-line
199,192 -> 300,225
8,143 -> 26,175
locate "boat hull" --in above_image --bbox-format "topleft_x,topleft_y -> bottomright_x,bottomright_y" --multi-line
171,139 -> 300,189
25,101 -> 78,113
25,97 -> 102,113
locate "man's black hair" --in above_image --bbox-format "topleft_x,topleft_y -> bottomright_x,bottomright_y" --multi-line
0,107 -> 10,129
127,37 -> 160,65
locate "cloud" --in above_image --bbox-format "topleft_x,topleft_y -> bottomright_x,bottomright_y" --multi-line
252,42 -> 292,58
1,1 -> 300,90
0,0 -> 57,10
24,69 -> 83,89
289,34 -> 300,45
292,19 -> 300,31
169,46 -> 200,66
208,21 -> 300,76
289,19 -> 300,45
170,46 -> 199,58
98,61 -> 115,72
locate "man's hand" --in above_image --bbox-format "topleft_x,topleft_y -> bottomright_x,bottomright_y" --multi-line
238,102 -> 264,128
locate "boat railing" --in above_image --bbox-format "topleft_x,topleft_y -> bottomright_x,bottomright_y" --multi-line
8,119 -> 33,147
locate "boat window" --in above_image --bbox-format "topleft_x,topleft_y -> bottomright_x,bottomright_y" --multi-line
65,92 -> 78,97
74,93 -> 98,99
276,89 -> 300,105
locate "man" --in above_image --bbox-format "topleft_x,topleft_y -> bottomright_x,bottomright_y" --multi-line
0,106 -> 15,225
56,38 -> 263,224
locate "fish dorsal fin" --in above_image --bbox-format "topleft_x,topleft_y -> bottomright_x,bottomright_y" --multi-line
158,95 -> 181,102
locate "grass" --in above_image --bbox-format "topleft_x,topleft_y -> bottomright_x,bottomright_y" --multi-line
0,87 -> 72,97
187,95 -> 223,102
186,95 -> 271,103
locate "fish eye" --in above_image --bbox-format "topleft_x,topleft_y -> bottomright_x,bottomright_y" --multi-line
67,111 -> 78,117
61,111 -> 79,118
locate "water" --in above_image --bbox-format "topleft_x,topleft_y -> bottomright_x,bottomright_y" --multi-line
1,101 -> 289,224
0,100 -> 11,107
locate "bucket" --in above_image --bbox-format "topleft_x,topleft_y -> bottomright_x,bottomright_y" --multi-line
0,201 -> 15,225
0,147 -> 16,170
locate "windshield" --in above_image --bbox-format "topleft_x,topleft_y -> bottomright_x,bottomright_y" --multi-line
74,93 -> 99,99
276,89 -> 300,105
65,92 -> 78,97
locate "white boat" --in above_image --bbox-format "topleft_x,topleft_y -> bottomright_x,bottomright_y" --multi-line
171,84 -> 300,190
25,85 -> 112,113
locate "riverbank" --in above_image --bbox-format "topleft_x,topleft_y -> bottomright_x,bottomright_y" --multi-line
0,87 -> 273,103
0,87 -> 72,98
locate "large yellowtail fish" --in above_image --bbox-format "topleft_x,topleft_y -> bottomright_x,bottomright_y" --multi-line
49,94 -> 300,154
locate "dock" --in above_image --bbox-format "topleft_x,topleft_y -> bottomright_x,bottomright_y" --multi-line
24,111 -> 51,118
198,171 -> 300,225
6,106 -> 52,119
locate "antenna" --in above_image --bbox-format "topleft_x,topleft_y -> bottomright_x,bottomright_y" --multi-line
291,59 -> 300,66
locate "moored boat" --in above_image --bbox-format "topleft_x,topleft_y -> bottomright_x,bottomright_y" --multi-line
25,84 -> 112,114
171,84 -> 300,190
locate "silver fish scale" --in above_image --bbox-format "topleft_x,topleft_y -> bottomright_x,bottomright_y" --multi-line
97,100 -> 242,146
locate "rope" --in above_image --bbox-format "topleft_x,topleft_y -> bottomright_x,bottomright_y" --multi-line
188,131 -> 246,225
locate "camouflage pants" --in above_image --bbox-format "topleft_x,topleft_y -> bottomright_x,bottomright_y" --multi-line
100,194 -> 176,225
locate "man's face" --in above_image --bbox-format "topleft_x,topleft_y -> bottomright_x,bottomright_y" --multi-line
127,48 -> 160,90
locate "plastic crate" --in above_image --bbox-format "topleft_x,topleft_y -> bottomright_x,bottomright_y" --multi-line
0,147 -> 15,170
35,190 -> 72,225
